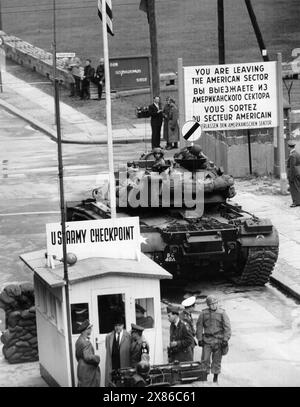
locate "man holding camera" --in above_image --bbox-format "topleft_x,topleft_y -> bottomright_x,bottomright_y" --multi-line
196,295 -> 231,383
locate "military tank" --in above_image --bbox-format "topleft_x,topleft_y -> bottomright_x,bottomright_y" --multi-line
66,146 -> 279,286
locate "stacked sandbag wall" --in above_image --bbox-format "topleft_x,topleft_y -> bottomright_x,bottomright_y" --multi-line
0,283 -> 38,364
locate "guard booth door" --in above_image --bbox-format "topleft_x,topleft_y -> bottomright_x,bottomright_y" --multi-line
91,288 -> 130,387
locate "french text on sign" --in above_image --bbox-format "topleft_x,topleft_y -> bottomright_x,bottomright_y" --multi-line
182,120 -> 202,142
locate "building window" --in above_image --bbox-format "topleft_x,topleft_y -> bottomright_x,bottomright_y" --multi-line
135,298 -> 154,329
48,293 -> 57,324
97,293 -> 126,334
71,303 -> 89,334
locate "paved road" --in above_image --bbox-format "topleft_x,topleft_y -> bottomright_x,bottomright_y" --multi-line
0,106 -> 148,285
1,107 -> 300,387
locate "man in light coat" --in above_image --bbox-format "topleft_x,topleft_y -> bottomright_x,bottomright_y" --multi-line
105,316 -> 131,386
75,320 -> 100,387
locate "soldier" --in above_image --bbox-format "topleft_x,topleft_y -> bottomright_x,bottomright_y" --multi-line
196,295 -> 231,383
144,148 -> 166,171
130,323 -> 150,368
131,361 -> 151,387
174,145 -> 208,164
180,296 -> 197,358
167,304 -> 194,362
287,139 -> 300,207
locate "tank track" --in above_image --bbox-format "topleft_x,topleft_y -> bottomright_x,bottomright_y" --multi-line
235,246 -> 279,286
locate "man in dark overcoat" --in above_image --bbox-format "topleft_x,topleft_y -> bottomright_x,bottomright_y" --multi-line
287,139 -> 300,207
167,304 -> 194,363
105,316 -> 131,386
148,96 -> 163,148
75,320 -> 100,387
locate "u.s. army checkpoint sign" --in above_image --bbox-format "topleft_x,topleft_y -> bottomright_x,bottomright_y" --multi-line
184,61 -> 278,131
46,217 -> 141,262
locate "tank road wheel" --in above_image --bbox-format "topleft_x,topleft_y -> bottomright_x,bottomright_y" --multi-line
234,246 -> 279,286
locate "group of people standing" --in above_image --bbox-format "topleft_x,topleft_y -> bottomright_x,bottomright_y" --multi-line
167,294 -> 231,383
74,294 -> 231,387
149,95 -> 180,150
75,316 -> 149,387
65,57 -> 105,101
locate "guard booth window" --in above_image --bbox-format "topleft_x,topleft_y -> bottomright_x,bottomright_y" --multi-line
97,293 -> 126,334
71,303 -> 89,334
135,298 -> 154,329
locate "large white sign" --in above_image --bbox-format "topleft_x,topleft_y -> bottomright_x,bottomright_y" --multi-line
46,217 -> 141,262
184,61 -> 278,131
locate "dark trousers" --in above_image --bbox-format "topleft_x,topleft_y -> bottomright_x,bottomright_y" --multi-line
97,82 -> 103,99
81,79 -> 90,99
74,77 -> 81,96
151,122 -> 162,148
289,177 -> 300,204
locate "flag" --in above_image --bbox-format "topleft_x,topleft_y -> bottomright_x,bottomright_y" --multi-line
98,0 -> 114,36
139,0 -> 149,22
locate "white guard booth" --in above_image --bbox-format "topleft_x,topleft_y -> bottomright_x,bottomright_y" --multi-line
20,250 -> 172,387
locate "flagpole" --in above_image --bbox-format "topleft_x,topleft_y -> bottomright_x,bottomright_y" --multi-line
101,0 -> 117,218
52,0 -> 75,386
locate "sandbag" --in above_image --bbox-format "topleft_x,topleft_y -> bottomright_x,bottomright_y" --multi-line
7,311 -> 21,328
4,284 -> 22,298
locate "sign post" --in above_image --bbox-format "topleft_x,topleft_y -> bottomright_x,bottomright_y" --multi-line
177,57 -> 185,147
276,53 -> 288,194
0,35 -> 4,93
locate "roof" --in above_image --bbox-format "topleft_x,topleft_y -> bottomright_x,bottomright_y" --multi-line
20,250 -> 172,288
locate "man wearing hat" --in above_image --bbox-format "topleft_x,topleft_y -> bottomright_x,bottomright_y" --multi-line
105,316 -> 131,386
167,304 -> 194,363
180,296 -> 197,358
196,295 -> 231,383
130,323 -> 150,368
287,139 -> 300,207
75,320 -> 101,387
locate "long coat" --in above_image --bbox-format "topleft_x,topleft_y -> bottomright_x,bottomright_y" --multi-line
162,103 -> 171,141
75,334 -> 100,387
168,104 -> 180,143
169,320 -> 194,362
287,149 -> 300,205
105,330 -> 131,386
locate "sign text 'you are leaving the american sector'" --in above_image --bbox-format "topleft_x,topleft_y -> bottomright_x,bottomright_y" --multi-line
184,61 -> 278,131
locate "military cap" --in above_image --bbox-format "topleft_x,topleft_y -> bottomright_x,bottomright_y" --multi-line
206,295 -> 218,305
77,319 -> 92,333
131,323 -> 144,333
287,139 -> 296,147
135,303 -> 146,313
181,296 -> 196,308
167,304 -> 181,314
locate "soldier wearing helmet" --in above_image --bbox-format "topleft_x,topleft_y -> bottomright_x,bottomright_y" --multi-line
196,295 -> 231,383
146,147 -> 166,170
131,361 -> 151,387
174,145 -> 208,164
